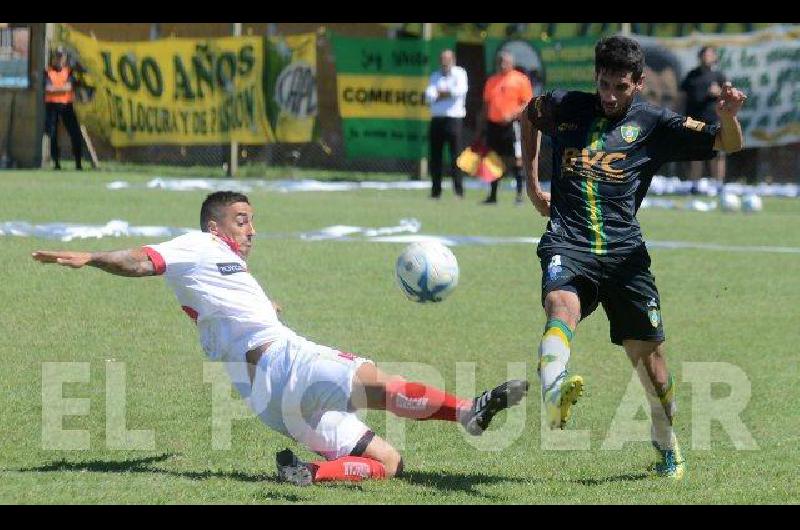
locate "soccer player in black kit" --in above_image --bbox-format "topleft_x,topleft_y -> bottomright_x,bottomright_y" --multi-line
521,36 -> 746,479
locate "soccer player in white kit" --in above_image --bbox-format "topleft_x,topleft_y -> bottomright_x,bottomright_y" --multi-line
32,191 -> 528,486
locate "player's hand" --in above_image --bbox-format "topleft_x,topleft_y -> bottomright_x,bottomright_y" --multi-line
530,190 -> 551,217
32,251 -> 92,268
716,82 -> 747,118
708,82 -> 722,98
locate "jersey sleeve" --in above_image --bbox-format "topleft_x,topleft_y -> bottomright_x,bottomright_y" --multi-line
654,108 -> 720,162
142,233 -> 198,276
526,90 -> 565,136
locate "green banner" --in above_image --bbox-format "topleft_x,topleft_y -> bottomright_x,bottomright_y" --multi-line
332,35 -> 456,159
485,36 -> 597,93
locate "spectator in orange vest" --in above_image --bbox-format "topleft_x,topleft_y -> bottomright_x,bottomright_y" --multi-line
44,47 -> 82,170
475,52 -> 533,204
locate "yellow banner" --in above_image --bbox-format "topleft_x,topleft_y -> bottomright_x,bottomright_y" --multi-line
59,26 -> 273,146
268,34 -> 317,143
337,75 -> 430,120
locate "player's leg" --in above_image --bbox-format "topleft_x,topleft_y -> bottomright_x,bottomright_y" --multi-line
350,361 -> 528,436
539,288 -> 585,429
276,414 -> 402,485
538,252 -> 601,429
258,342 -> 399,485
623,339 -> 683,479
605,248 -> 683,479
429,118 -> 445,199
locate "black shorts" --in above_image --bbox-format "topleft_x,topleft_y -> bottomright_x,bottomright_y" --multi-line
538,246 -> 665,346
486,121 -> 518,158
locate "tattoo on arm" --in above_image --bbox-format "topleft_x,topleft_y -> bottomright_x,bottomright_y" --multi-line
88,248 -> 155,277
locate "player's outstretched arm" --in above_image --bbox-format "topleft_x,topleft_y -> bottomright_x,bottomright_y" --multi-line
32,248 -> 155,277
713,82 -> 746,153
521,112 -> 550,217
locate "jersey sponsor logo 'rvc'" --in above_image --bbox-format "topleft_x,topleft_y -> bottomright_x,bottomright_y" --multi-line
216,262 -> 247,275
562,148 -> 626,179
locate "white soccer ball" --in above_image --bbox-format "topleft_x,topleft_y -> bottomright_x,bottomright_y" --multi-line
742,193 -> 763,213
395,241 -> 459,303
720,192 -> 742,212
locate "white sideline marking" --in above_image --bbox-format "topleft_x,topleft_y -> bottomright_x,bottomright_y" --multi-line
4,219 -> 800,254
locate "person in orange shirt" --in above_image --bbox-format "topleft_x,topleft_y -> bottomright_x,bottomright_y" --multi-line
476,52 -> 534,204
44,47 -> 83,170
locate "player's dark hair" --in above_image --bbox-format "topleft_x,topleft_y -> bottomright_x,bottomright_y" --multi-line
200,191 -> 250,232
595,36 -> 645,81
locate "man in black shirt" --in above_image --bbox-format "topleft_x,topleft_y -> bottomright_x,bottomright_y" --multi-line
521,36 -> 746,480
680,46 -> 728,184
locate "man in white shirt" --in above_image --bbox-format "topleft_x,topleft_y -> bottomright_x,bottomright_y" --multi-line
32,191 -> 527,486
425,49 -> 469,199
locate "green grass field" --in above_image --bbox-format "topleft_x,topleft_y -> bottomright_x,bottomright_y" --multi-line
1,169 -> 798,504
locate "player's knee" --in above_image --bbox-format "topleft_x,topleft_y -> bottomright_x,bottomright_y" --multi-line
380,448 -> 403,478
544,292 -> 580,327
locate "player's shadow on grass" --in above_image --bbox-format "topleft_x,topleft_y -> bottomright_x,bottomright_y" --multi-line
573,472 -> 650,486
398,469 -> 533,498
17,454 -> 282,483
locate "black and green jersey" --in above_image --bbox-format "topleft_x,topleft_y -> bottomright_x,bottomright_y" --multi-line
528,90 -> 720,256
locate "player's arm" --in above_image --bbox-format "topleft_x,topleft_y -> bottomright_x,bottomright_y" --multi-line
521,113 -> 549,217
713,82 -> 746,153
32,248 -> 156,277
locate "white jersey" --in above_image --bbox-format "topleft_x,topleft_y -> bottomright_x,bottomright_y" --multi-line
144,231 -> 295,363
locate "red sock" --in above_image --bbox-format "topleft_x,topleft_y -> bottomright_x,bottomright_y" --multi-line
384,380 -> 472,421
310,457 -> 386,483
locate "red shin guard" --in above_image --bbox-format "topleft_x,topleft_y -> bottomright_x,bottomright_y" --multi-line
311,457 -> 387,482
384,380 -> 471,421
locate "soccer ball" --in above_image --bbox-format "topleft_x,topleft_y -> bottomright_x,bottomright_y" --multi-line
395,241 -> 459,303
742,193 -> 763,213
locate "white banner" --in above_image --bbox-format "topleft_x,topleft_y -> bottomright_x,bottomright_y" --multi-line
636,25 -> 800,147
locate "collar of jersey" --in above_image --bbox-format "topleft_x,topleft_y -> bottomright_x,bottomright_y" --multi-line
212,233 -> 243,258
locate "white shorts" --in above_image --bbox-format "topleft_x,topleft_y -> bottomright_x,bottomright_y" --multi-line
247,336 -> 375,460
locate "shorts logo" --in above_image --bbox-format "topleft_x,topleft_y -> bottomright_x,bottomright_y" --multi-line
647,298 -> 661,328
216,262 -> 246,275
620,124 -> 640,143
547,255 -> 563,281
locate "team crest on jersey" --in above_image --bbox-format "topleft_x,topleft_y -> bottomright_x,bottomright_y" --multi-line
647,298 -> 661,328
620,124 -> 640,143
